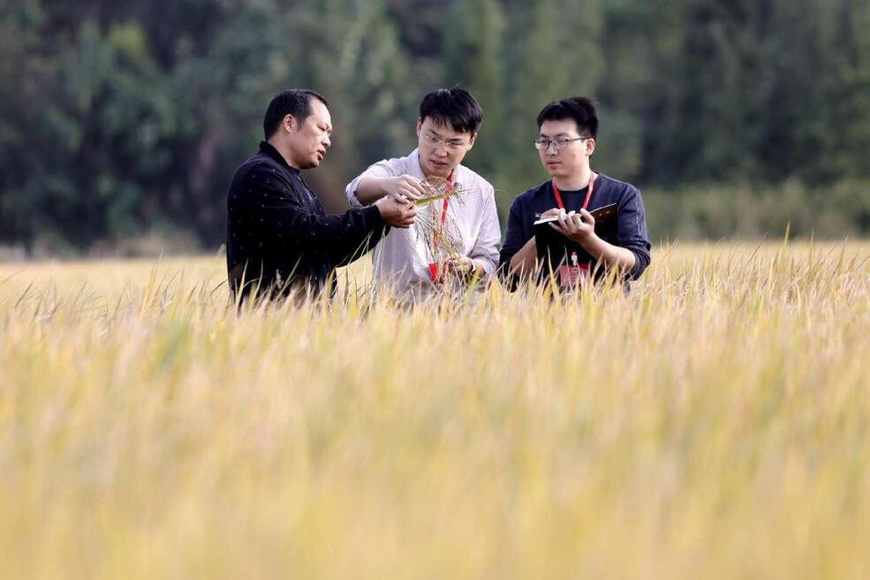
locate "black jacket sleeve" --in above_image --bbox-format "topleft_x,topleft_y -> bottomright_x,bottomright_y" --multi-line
615,186 -> 651,280
239,166 -> 387,269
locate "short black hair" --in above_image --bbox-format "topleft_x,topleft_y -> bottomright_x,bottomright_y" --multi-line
263,89 -> 328,139
537,97 -> 598,139
419,88 -> 483,135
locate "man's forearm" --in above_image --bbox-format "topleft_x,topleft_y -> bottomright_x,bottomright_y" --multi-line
508,238 -> 538,278
353,176 -> 389,206
582,235 -> 636,272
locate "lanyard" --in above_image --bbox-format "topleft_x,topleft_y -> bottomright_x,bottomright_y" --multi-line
438,169 -> 455,225
552,173 -> 596,211
428,170 -> 455,282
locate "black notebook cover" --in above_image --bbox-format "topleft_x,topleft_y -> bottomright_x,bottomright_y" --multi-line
534,203 -> 618,266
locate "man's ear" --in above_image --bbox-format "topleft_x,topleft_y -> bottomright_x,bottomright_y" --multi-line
585,138 -> 596,157
467,132 -> 478,150
416,118 -> 423,137
283,114 -> 296,133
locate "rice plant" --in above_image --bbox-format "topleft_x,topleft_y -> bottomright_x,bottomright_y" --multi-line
0,241 -> 868,579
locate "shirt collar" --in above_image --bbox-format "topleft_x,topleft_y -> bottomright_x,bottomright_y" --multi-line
259,141 -> 300,173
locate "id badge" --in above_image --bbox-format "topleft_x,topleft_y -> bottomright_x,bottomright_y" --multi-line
559,263 -> 589,288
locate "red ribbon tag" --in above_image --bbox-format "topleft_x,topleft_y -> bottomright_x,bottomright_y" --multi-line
428,262 -> 445,284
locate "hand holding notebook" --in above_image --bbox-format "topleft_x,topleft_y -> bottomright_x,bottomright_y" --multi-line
534,202 -> 619,265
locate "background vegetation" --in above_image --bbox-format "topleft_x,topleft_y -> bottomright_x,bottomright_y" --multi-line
2,0 -> 869,254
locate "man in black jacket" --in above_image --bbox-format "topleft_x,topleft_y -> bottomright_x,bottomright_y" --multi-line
499,97 -> 651,291
226,89 -> 416,301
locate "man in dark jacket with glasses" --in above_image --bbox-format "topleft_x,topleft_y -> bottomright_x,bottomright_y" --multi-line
499,97 -> 651,291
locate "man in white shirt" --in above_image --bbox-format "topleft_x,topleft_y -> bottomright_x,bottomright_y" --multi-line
346,88 -> 501,301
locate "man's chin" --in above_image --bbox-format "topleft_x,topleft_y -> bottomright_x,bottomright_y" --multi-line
425,164 -> 453,178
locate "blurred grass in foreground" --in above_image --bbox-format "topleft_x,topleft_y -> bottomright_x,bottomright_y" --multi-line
1,242 -> 869,579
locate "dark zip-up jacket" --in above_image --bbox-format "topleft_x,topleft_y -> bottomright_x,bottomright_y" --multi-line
227,142 -> 387,300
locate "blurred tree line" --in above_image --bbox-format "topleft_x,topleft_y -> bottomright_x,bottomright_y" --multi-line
1,0 -> 869,254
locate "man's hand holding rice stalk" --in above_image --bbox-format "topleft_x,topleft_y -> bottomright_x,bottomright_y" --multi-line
415,175 -> 481,279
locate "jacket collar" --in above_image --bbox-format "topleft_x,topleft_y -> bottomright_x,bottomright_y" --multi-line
259,141 -> 299,173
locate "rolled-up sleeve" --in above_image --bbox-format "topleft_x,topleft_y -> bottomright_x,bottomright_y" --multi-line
618,186 -> 652,280
345,158 -> 404,208
468,186 -> 501,279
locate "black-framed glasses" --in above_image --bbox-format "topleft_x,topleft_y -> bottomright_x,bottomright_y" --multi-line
533,136 -> 590,151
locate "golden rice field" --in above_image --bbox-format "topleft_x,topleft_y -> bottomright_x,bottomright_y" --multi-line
1,241 -> 869,579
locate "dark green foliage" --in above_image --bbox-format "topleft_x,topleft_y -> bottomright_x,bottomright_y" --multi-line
1,0 -> 869,251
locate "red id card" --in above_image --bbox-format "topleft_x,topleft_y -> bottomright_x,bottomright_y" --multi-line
559,263 -> 589,288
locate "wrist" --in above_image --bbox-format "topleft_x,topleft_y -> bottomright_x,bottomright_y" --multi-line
574,230 -> 598,249
582,234 -> 612,263
374,198 -> 389,218
467,258 -> 484,278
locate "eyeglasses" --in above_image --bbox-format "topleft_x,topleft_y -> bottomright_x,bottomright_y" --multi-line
422,132 -> 469,151
533,136 -> 591,152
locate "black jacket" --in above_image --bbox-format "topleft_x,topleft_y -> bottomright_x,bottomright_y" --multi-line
499,175 -> 651,288
226,142 -> 387,300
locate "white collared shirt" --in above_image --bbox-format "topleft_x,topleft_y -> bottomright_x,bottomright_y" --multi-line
346,149 -> 501,300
